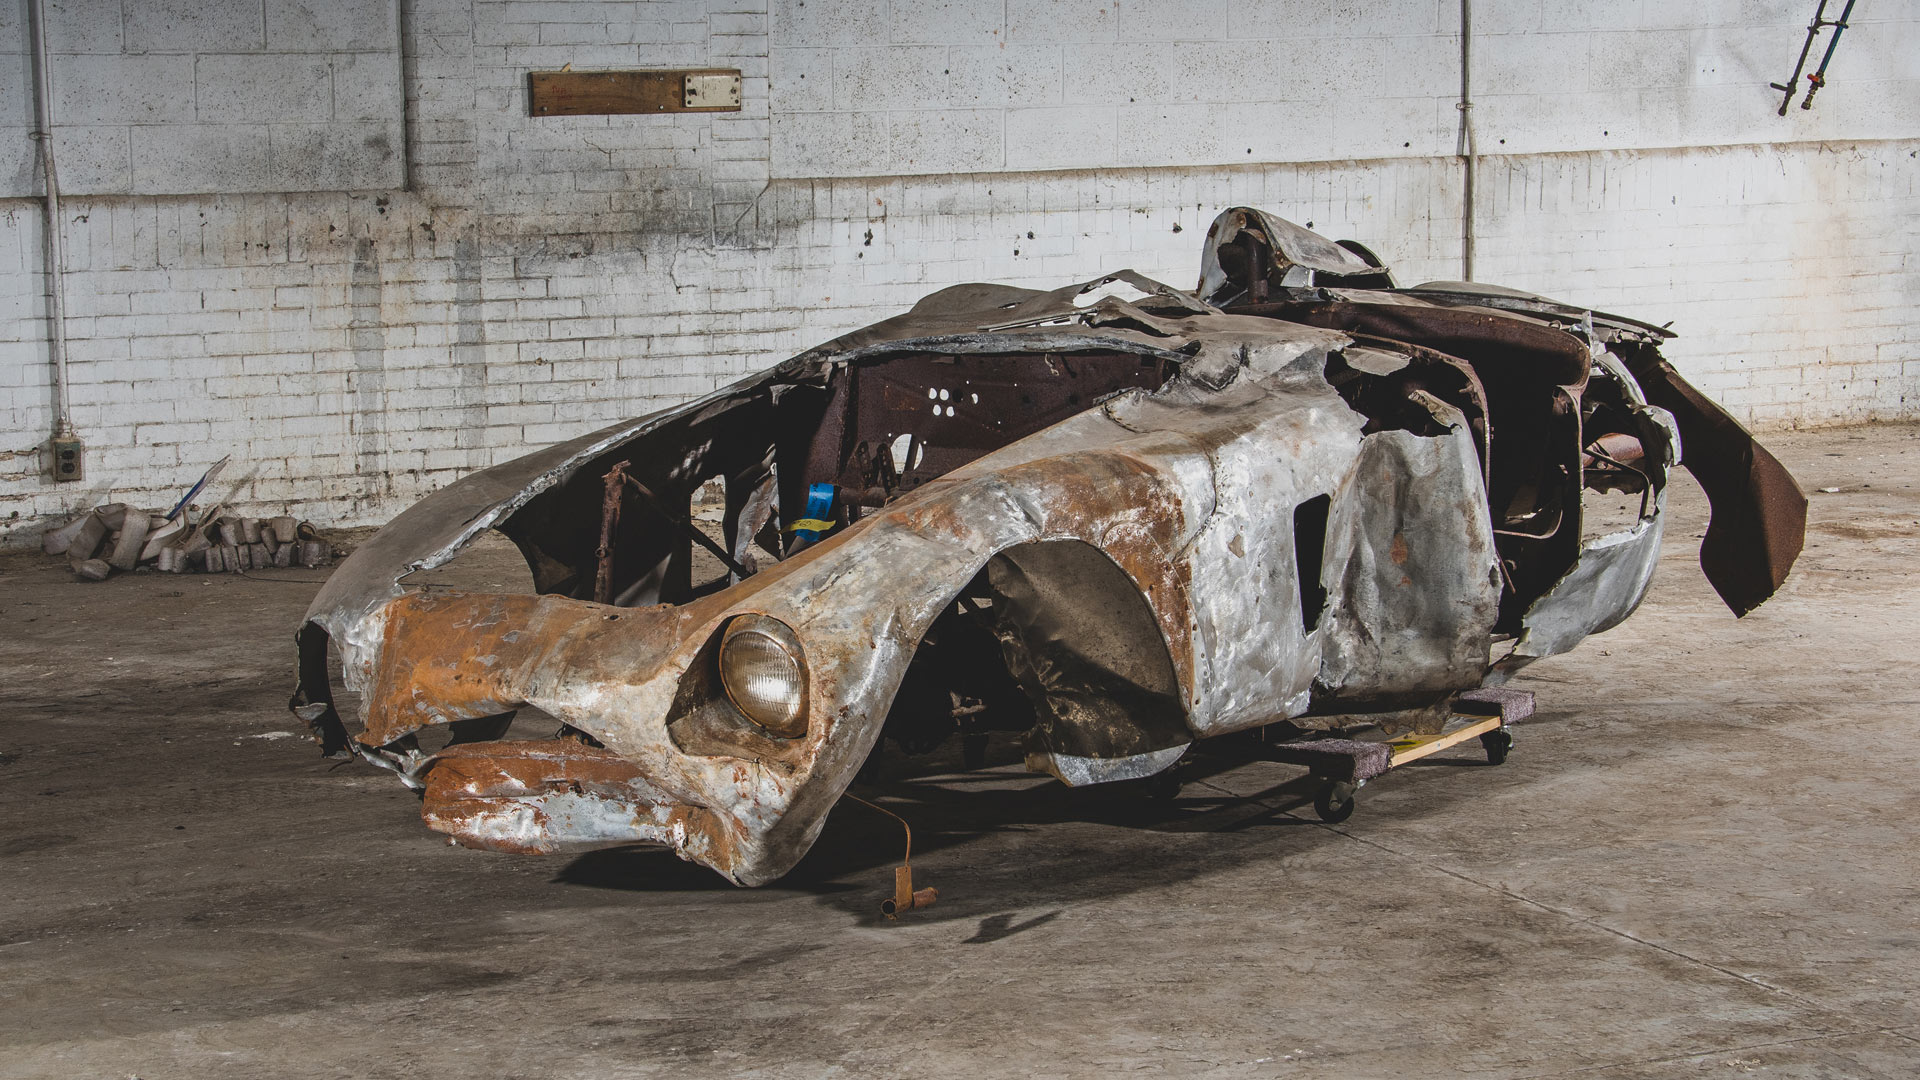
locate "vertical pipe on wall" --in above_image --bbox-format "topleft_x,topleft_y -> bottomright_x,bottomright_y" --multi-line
1457,0 -> 1477,282
27,0 -> 75,442
390,0 -> 412,190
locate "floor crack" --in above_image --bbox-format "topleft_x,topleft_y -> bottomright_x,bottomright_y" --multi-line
1519,1025 -> 1912,1077
1197,777 -> 1829,1010
1345,825 -> 1812,1001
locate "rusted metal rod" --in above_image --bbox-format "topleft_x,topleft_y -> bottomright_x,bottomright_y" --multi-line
842,791 -> 937,917
1583,445 -> 1654,520
593,460 -> 630,604
622,475 -> 754,581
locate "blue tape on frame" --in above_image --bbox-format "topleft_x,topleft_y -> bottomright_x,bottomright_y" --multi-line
787,483 -> 837,546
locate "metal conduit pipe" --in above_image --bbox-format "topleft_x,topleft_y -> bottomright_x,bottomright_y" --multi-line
1457,0 -> 1478,282
27,0 -> 79,474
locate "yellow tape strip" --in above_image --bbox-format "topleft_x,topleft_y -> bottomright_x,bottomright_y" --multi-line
785,517 -> 835,533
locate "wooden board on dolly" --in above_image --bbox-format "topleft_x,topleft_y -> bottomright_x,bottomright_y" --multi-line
1256,688 -> 1534,822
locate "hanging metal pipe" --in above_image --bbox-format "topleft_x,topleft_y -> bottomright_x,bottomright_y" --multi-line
27,0 -> 75,442
1800,0 -> 1855,111
1457,0 -> 1477,282
1769,0 -> 1831,115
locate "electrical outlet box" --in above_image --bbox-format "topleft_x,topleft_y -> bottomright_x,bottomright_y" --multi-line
51,436 -> 84,482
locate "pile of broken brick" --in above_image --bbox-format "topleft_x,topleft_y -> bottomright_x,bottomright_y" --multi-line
43,504 -> 334,581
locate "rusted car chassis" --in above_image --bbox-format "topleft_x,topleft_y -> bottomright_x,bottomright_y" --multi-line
292,209 -> 1806,884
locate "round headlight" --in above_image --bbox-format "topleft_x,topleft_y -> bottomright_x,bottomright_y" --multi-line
718,615 -> 808,737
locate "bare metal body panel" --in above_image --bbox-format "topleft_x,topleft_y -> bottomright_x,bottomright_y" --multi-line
291,210 -> 1806,885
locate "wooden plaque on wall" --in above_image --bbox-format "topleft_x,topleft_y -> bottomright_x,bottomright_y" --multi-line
529,70 -> 742,116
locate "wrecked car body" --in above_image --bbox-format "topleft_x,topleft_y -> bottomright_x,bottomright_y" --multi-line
292,208 -> 1807,885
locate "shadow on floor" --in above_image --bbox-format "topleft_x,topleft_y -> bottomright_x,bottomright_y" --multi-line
550,725 -> 1525,925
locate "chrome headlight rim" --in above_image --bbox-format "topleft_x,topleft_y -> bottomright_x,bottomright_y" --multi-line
718,614 -> 809,738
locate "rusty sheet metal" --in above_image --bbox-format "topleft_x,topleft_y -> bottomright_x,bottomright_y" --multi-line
1497,351 -> 1684,667
1503,493 -> 1668,665
989,538 -> 1191,784
323,404 -> 1221,882
1390,281 -> 1677,344
1231,298 -> 1594,390
1198,207 -> 1380,303
1619,344 -> 1808,616
293,207 -> 1806,886
419,740 -> 732,862
1314,419 -> 1503,706
808,349 -> 1173,498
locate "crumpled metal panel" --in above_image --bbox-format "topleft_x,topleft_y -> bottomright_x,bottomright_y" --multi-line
1198,207 -> 1378,301
1041,745 -> 1189,787
314,375 -> 1223,882
1098,335 -> 1376,735
1395,280 -> 1677,343
419,740 -> 716,858
293,212 -> 1806,886
1501,368 -> 1685,664
1315,423 -> 1503,702
987,538 -> 1192,784
1619,346 -> 1808,616
289,384 -> 776,755
1506,490 -> 1669,663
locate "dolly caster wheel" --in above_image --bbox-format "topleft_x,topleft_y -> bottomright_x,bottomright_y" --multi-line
1480,729 -> 1513,766
1314,780 -> 1357,823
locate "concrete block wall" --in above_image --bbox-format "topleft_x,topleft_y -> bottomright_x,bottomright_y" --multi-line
2,0 -> 1917,545
768,0 -> 1920,176
0,0 -> 405,195
1469,142 -> 1920,427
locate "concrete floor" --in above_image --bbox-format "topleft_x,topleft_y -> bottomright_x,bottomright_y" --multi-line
2,423 -> 1916,1079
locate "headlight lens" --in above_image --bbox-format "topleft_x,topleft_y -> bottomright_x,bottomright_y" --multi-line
718,615 -> 808,737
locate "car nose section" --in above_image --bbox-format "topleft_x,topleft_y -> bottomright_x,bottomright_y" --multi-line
418,740 -> 737,868
350,588 -> 808,881
356,589 -> 694,749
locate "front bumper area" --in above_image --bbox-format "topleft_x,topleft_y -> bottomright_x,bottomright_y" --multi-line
300,586 -> 854,884
419,740 -> 732,863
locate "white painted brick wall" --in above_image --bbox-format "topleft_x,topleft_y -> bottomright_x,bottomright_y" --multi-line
2,0 -> 1918,546
0,0 -> 405,196
769,0 -> 1920,177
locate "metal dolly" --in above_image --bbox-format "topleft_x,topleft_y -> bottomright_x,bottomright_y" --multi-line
1256,688 -> 1534,823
